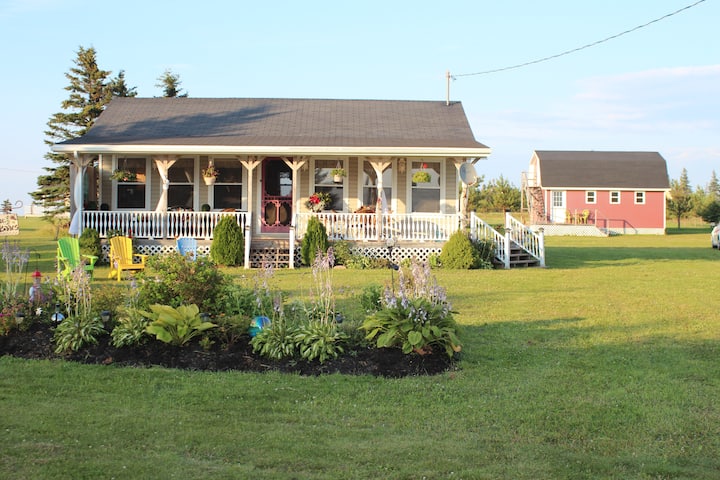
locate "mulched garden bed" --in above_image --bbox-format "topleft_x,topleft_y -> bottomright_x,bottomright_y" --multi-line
0,323 -> 457,377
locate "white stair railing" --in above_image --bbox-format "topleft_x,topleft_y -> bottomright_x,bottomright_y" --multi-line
505,212 -> 545,267
469,212 -> 508,268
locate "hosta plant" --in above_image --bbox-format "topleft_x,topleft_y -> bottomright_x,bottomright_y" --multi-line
361,259 -> 461,357
142,304 -> 216,346
54,316 -> 106,354
294,321 -> 348,363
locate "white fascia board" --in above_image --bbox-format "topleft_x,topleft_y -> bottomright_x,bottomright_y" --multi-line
53,144 -> 491,158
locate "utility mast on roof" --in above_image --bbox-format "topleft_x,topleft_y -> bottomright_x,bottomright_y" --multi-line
446,70 -> 451,105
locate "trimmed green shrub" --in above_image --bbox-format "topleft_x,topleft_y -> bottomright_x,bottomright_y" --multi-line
210,215 -> 244,266
439,231 -> 478,269
78,228 -> 101,261
300,216 -> 329,266
330,239 -> 352,266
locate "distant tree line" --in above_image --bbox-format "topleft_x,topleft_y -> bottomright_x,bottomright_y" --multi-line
669,167 -> 720,228
31,46 -> 188,230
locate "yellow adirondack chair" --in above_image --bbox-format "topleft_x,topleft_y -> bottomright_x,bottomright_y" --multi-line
108,236 -> 148,281
57,237 -> 98,279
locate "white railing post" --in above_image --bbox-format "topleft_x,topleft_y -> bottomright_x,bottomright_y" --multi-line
538,227 -> 546,267
289,226 -> 295,269
503,229 -> 511,269
244,224 -> 251,269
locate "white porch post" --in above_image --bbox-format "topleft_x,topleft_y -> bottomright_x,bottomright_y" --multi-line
366,156 -> 392,240
240,156 -> 263,268
68,152 -> 93,236
282,156 -> 308,226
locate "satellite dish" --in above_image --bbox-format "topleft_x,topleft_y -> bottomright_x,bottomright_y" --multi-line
459,163 -> 478,186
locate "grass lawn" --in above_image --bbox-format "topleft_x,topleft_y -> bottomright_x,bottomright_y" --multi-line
1,217 -> 719,479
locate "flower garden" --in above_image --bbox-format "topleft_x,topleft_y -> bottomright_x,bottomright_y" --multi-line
0,233 -> 461,377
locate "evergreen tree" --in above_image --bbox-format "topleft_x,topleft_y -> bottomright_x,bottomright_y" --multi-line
708,170 -> 720,200
2,199 -> 12,214
667,168 -> 693,228
108,70 -> 137,97
469,175 -> 521,213
156,69 -> 188,97
31,46 -> 119,237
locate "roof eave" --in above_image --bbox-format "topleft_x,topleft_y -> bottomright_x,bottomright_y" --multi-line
52,144 -> 492,158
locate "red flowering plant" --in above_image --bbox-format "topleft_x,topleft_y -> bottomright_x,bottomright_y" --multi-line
305,192 -> 332,212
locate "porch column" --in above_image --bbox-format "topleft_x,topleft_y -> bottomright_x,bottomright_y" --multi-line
153,155 -> 178,212
366,156 -> 392,240
68,152 -> 94,236
282,156 -> 308,226
240,155 -> 263,233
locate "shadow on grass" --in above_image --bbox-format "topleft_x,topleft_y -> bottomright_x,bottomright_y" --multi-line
546,245 -> 718,269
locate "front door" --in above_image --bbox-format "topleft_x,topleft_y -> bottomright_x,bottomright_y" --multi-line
261,158 -> 293,233
550,190 -> 566,223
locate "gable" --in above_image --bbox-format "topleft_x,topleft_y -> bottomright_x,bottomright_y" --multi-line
534,151 -> 670,190
56,97 -> 489,152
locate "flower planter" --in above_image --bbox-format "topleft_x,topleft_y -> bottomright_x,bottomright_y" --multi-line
333,174 -> 344,183
203,176 -> 216,186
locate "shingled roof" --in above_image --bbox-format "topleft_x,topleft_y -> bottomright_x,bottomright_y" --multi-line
535,151 -> 670,189
55,97 -> 489,156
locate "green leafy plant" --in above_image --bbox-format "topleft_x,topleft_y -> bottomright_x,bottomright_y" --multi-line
142,304 -> 217,346
412,170 -> 431,183
250,313 -> 300,360
300,216 -> 329,266
359,284 -> 383,313
361,259 -> 461,357
210,215 -> 244,266
111,169 -> 137,182
294,321 -> 347,363
53,316 -> 106,354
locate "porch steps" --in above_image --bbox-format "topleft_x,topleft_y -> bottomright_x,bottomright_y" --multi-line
494,242 -> 542,269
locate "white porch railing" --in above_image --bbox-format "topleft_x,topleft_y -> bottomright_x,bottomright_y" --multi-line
469,212 -> 507,266
294,212 -> 462,242
82,210 -> 251,239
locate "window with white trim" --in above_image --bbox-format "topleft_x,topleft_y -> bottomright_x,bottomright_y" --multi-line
212,158 -> 243,210
634,191 -> 645,204
362,161 -> 392,209
411,161 -> 440,212
586,191 -> 596,204
610,191 -> 621,204
115,157 -> 147,209
167,158 -> 194,210
313,159 -> 344,211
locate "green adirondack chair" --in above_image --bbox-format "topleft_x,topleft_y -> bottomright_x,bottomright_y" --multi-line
57,237 -> 98,279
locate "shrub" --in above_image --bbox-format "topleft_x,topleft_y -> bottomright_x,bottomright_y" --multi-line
137,252 -> 231,315
78,228 -> 102,261
210,215 -> 244,266
359,284 -> 383,313
331,240 -> 352,266
300,216 -> 329,266
439,230 -> 482,269
142,304 -> 217,346
472,238 -> 496,269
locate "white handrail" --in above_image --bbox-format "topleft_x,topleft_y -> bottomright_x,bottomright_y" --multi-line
505,212 -> 545,267
469,212 -> 507,268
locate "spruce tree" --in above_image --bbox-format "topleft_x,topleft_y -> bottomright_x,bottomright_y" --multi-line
156,69 -> 188,97
31,46 -> 112,229
667,168 -> 693,228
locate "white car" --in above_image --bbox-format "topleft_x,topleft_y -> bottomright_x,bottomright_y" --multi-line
712,224 -> 720,248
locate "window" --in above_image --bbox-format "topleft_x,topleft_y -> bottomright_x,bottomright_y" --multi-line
610,191 -> 621,204
411,161 -> 440,212
586,191 -> 596,204
362,161 -> 392,209
167,158 -> 194,209
552,191 -> 563,208
313,159 -> 344,211
635,191 -> 645,204
116,157 -> 147,209
212,158 -> 243,210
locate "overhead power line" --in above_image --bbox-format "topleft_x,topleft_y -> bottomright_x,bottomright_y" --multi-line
453,0 -> 706,78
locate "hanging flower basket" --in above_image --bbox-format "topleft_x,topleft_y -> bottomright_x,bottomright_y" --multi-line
305,192 -> 332,212
202,165 -> 219,186
331,168 -> 346,183
111,169 -> 137,182
412,170 -> 431,184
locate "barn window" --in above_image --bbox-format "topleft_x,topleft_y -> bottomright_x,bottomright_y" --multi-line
585,191 -> 596,204
610,191 -> 621,204
635,191 -> 645,205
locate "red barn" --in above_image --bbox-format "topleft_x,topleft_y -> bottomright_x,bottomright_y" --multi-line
524,151 -> 670,235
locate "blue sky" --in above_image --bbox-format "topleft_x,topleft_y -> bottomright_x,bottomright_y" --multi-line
1,0 -> 717,214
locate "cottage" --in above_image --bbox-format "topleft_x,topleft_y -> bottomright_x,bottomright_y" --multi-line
53,97 -> 498,266
524,150 -> 670,235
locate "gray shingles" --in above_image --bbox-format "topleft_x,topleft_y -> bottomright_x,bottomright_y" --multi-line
60,97 -> 488,149
536,151 -> 670,189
